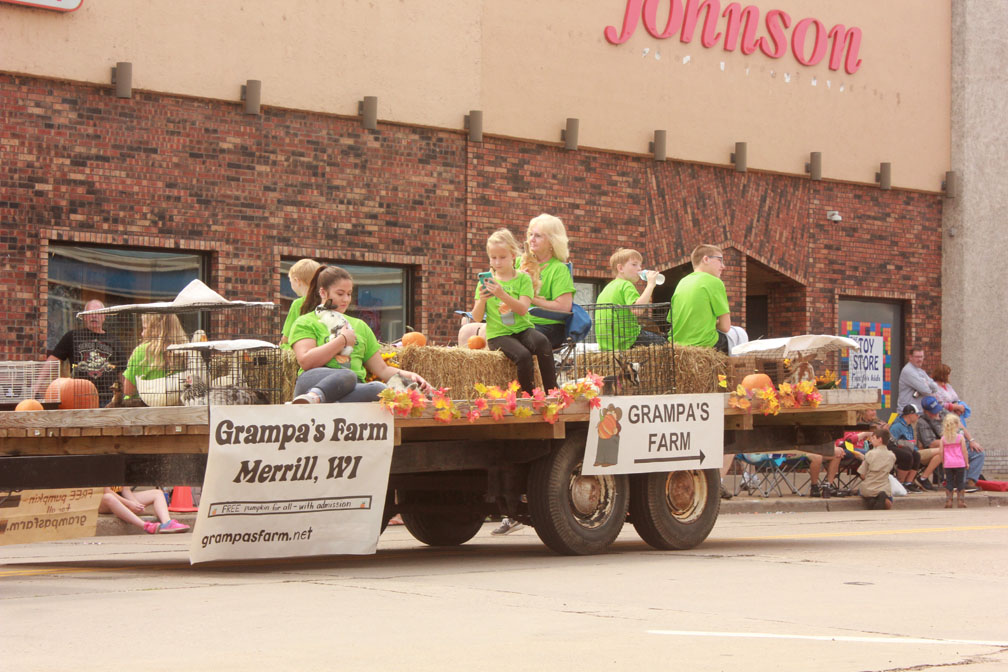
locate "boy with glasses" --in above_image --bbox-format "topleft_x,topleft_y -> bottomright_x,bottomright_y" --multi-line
667,244 -> 747,354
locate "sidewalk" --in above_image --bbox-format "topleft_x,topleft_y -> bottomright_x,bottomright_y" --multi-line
96,489 -> 1008,535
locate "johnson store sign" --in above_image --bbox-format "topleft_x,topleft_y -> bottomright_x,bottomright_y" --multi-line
604,0 -> 862,74
1,0 -> 83,11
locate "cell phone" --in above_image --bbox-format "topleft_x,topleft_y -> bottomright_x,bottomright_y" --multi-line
478,271 -> 493,286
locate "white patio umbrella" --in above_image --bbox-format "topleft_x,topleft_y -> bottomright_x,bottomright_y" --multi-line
730,334 -> 861,357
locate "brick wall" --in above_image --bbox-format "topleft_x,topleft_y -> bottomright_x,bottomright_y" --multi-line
1,74 -> 943,366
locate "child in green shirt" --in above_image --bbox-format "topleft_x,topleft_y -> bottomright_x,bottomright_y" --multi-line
472,229 -> 558,394
595,248 -> 665,350
280,258 -> 321,349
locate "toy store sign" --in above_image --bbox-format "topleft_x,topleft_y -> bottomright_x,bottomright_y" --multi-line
1,0 -> 83,12
604,1 -> 863,74
583,394 -> 724,475
190,403 -> 393,564
847,335 -> 884,390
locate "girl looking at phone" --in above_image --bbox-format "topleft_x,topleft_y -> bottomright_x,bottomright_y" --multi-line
471,229 -> 557,394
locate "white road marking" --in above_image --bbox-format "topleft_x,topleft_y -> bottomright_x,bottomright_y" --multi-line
647,630 -> 1008,647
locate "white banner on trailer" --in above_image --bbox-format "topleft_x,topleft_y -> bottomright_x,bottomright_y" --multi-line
190,403 -> 393,564
582,394 -> 724,475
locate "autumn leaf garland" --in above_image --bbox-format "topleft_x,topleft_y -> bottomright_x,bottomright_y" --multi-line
728,379 -> 822,416
378,373 -> 605,423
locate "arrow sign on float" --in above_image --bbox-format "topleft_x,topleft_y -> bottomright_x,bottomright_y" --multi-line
633,449 -> 706,465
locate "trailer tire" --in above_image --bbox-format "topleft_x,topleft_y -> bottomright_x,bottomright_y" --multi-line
527,430 -> 629,555
400,510 -> 486,547
629,468 -> 720,550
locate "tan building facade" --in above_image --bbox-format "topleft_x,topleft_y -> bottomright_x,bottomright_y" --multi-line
2,0 -> 950,189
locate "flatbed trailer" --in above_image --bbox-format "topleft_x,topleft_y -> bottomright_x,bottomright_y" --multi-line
0,389 -> 878,555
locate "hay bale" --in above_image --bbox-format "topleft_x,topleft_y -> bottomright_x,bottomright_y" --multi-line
396,345 -> 541,398
573,344 -> 726,395
674,346 -> 727,394
240,348 -> 299,404
280,348 -> 299,402
574,344 -> 675,395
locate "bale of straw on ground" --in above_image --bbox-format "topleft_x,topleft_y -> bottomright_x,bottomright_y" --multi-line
396,345 -> 541,398
573,344 -> 726,395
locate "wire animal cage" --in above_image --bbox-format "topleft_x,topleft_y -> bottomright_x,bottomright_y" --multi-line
0,361 -> 61,409
76,287 -> 289,407
572,302 -> 676,396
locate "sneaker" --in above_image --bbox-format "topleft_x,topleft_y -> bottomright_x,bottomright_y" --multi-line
291,391 -> 321,404
143,521 -> 160,534
158,519 -> 191,534
874,492 -> 889,510
809,483 -> 821,498
904,482 -> 922,493
720,484 -> 733,500
491,518 -> 523,535
916,478 -> 936,492
964,485 -> 980,493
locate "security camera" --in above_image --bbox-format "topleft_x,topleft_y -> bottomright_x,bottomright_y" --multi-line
826,210 -> 842,222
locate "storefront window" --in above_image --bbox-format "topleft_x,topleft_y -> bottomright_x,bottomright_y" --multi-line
46,245 -> 206,351
279,259 -> 410,343
574,280 -> 600,305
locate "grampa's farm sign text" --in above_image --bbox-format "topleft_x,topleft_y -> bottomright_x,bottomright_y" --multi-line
604,0 -> 862,74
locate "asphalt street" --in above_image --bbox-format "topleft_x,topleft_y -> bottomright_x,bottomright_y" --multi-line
2,507 -> 1007,671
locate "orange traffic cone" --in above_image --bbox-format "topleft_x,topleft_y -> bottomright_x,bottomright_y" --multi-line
168,486 -> 198,512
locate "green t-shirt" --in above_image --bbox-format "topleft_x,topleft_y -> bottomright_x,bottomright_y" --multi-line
123,342 -> 172,385
475,272 -> 534,339
668,270 -> 729,347
517,256 -> 575,326
289,311 -> 381,382
280,297 -> 305,350
595,277 -> 641,351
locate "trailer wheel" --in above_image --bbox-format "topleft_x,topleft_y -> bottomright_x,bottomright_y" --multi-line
400,510 -> 486,547
527,430 -> 629,555
629,468 -> 720,550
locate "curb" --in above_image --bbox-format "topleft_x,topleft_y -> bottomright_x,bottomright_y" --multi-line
721,491 -> 1008,514
97,512 -> 198,536
95,493 -> 1007,535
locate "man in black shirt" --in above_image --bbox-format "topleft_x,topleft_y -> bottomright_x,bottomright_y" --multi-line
44,300 -> 127,406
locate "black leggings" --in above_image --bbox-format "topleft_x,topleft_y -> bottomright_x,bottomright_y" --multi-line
890,444 -> 921,472
534,322 -> 567,349
488,328 -> 558,393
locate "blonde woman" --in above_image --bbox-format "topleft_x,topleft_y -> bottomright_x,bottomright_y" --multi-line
519,213 -> 575,348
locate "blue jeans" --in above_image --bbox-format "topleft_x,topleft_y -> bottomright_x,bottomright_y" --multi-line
966,444 -> 985,483
295,367 -> 386,403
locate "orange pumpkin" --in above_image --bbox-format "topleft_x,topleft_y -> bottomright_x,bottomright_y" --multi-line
741,372 -> 774,392
467,335 -> 487,350
401,332 -> 427,347
44,378 -> 100,410
14,399 -> 44,411
597,412 -> 621,440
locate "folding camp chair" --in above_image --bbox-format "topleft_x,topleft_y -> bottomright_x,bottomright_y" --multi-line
733,453 -> 803,497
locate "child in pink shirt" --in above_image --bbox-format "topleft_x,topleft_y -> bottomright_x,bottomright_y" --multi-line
941,413 -> 970,508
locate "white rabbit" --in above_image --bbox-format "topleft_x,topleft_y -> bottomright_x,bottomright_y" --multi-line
315,302 -> 354,364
